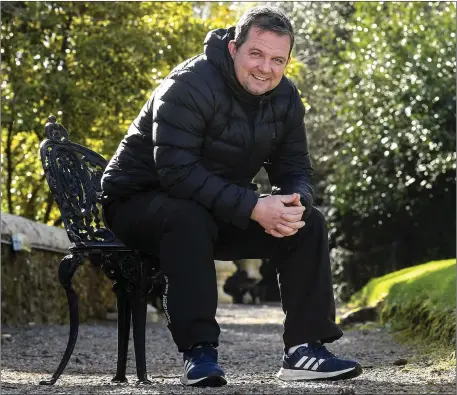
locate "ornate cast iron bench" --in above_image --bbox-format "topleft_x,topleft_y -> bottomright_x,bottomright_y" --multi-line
39,115 -> 160,385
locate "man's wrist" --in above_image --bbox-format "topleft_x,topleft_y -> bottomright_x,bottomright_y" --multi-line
250,198 -> 265,221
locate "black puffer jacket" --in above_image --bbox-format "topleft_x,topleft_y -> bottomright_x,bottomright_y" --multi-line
101,27 -> 314,229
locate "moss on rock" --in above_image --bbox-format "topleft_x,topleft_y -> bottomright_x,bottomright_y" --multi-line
348,259 -> 456,348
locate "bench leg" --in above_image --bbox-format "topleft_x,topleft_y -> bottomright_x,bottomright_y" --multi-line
130,256 -> 152,385
130,292 -> 151,385
104,252 -> 155,385
112,284 -> 131,383
40,253 -> 84,385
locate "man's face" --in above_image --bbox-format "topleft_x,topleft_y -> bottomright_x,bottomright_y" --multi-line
228,27 -> 291,96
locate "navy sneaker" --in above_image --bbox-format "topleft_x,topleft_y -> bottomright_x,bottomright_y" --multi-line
180,344 -> 227,387
277,343 -> 362,381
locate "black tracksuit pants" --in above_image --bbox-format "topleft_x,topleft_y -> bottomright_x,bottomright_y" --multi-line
103,190 -> 343,352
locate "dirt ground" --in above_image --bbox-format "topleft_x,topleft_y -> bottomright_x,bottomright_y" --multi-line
1,303 -> 455,394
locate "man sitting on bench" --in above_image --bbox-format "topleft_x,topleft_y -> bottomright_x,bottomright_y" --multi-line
101,5 -> 362,387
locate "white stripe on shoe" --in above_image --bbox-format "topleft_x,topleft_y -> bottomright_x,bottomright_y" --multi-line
294,356 -> 309,368
303,357 -> 316,369
311,359 -> 326,371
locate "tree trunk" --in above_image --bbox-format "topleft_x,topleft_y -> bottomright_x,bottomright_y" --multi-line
24,174 -> 46,218
43,191 -> 55,224
5,102 -> 16,214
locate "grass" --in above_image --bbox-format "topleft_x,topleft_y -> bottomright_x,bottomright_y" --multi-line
349,259 -> 456,347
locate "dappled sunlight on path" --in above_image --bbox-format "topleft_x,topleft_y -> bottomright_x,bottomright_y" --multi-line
1,304 -> 455,394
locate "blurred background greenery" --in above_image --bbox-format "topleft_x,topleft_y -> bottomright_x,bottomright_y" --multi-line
2,1 -> 455,300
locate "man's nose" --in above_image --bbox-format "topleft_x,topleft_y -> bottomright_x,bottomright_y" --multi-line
257,59 -> 271,74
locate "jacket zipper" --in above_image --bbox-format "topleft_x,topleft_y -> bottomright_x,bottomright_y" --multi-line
244,99 -> 265,176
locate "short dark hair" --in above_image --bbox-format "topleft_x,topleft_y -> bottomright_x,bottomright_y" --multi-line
234,6 -> 294,55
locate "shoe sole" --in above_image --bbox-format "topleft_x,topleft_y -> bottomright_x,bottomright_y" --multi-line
180,371 -> 227,387
277,364 -> 362,381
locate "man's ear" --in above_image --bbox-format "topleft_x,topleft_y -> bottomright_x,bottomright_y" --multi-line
228,40 -> 237,59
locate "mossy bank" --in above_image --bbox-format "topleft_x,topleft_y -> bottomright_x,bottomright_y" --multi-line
348,259 -> 456,358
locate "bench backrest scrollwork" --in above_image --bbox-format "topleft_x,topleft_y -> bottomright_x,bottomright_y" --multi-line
40,115 -> 117,247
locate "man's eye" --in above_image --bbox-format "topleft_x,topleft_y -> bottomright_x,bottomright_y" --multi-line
274,58 -> 284,65
251,52 -> 260,57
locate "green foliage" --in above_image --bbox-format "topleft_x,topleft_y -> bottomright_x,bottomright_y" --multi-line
4,1 -> 454,276
276,2 -> 456,270
272,1 -> 355,175
327,3 -> 456,268
325,2 -> 456,218
1,1 -> 237,224
350,259 -> 456,346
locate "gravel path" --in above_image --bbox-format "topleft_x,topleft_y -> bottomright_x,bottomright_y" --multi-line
2,304 -> 455,394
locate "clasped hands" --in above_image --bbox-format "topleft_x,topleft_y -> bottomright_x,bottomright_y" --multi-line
251,193 -> 306,238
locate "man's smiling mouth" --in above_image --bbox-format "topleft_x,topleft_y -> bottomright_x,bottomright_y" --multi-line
252,74 -> 267,81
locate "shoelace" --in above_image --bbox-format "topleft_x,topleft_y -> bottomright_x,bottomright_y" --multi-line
186,345 -> 218,364
305,343 -> 335,359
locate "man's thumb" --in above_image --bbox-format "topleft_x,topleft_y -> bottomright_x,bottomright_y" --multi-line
280,193 -> 299,203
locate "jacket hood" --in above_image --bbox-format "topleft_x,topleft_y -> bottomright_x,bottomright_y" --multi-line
204,27 -> 278,107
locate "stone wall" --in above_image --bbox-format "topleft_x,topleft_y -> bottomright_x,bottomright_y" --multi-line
1,212 -> 264,324
1,212 -> 115,325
